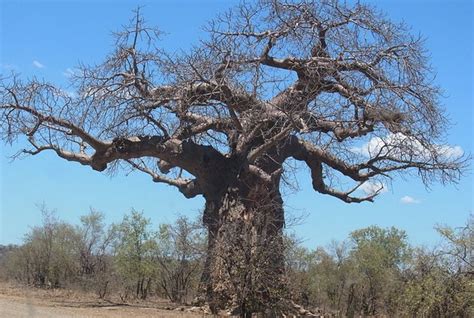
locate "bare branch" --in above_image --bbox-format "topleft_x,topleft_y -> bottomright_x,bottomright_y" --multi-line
124,159 -> 202,198
0,0 -> 467,202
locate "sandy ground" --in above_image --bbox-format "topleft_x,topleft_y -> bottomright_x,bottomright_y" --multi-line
0,282 -> 207,318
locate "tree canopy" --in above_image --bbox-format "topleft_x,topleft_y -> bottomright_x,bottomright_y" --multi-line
0,0 -> 466,203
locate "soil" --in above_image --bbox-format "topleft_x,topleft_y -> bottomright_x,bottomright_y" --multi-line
0,282 -> 208,317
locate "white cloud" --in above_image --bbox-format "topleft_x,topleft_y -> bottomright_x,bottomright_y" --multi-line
0,63 -> 16,70
63,67 -> 77,77
351,133 -> 463,161
435,145 -> 464,159
400,195 -> 421,204
359,181 -> 387,196
57,89 -> 77,98
33,60 -> 45,68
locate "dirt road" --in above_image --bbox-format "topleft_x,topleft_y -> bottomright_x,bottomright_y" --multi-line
0,283 -> 206,317
0,297 -> 206,317
0,296 -> 207,317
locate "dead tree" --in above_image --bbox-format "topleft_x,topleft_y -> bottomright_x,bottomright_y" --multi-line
0,0 -> 467,315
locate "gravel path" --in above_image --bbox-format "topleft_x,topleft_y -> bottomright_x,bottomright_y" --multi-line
0,294 -> 204,318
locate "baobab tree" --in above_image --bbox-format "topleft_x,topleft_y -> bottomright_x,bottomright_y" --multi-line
0,0 -> 467,314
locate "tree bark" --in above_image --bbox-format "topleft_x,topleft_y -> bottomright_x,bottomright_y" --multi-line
200,174 -> 288,315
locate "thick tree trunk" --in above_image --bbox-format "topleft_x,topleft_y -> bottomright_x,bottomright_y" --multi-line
201,176 -> 288,316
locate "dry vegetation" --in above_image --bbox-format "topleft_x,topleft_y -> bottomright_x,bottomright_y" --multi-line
0,208 -> 472,317
0,0 -> 471,315
0,281 -> 207,317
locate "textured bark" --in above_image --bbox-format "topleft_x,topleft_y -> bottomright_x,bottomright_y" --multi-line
1,0 -> 467,315
201,174 -> 287,315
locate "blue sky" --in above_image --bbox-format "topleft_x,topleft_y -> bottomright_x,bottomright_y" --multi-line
0,0 -> 472,248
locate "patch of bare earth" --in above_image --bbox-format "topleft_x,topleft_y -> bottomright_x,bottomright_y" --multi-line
0,281 -> 208,317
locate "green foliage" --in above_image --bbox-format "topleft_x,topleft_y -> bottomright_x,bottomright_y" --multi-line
1,208 -> 471,317
112,210 -> 158,300
398,217 -> 473,317
76,209 -> 114,297
348,226 -> 410,315
285,222 -> 472,317
5,207 -> 82,288
350,226 -> 410,269
1,207 -> 204,303
155,216 -> 205,303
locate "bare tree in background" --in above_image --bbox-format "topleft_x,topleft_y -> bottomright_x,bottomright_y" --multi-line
0,0 -> 467,314
156,216 -> 205,304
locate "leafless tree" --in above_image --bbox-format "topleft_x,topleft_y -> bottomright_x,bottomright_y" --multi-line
0,0 -> 467,314
76,209 -> 116,298
156,216 -> 205,304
